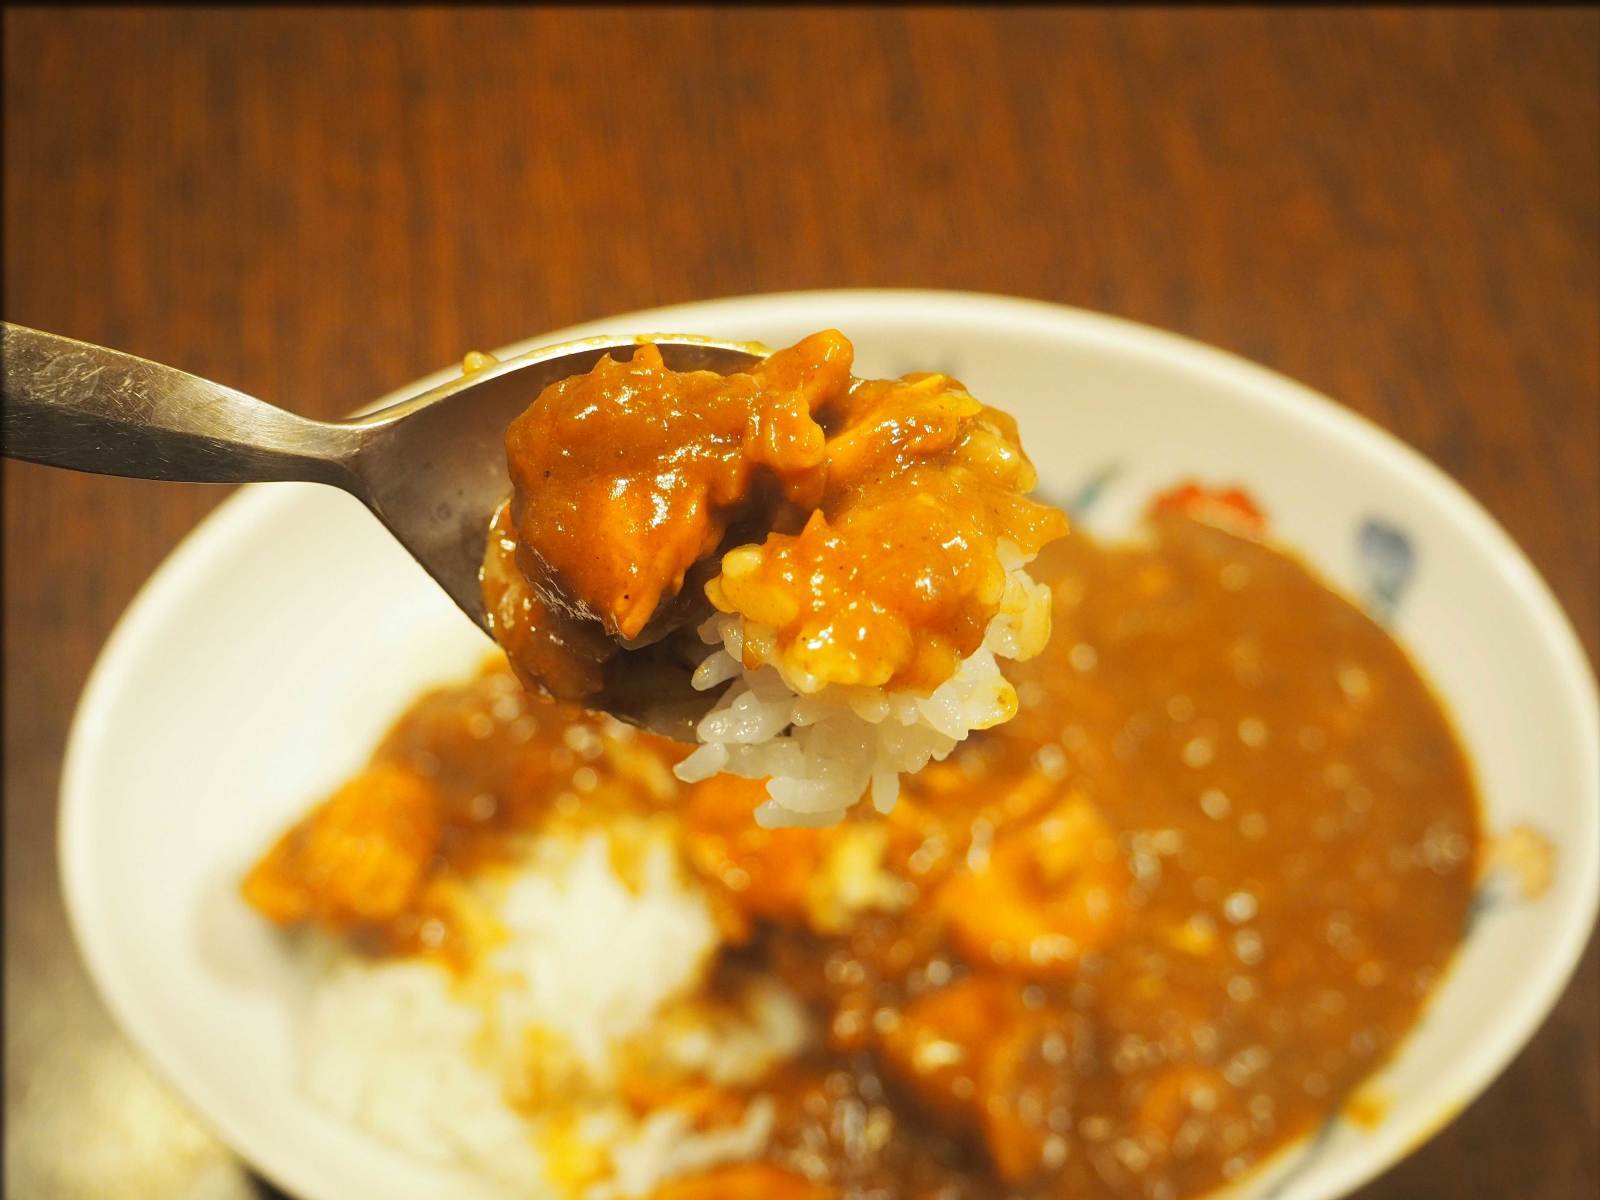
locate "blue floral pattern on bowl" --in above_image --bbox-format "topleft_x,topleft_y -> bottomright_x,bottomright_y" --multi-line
1063,463 -> 1122,522
1357,518 -> 1416,624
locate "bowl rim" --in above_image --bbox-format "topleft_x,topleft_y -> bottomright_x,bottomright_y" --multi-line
58,288 -> 1600,1200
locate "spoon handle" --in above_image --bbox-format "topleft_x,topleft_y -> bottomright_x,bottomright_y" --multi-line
0,322 -> 361,484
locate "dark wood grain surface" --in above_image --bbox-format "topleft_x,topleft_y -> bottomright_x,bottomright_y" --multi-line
5,7 -> 1596,1198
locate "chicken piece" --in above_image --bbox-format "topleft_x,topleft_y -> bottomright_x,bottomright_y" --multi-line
242,761 -> 440,928
938,792 -> 1129,976
504,333 -> 844,643
878,975 -> 1021,1127
680,774 -> 828,933
878,974 -> 1088,1183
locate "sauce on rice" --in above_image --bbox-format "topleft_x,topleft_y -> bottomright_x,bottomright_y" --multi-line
246,492 -> 1480,1199
481,330 -> 1066,703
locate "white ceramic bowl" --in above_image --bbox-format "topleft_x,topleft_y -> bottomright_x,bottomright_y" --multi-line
60,291 -> 1598,1200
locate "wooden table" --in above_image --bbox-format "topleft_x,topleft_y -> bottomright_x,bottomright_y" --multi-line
5,8 -> 1595,1198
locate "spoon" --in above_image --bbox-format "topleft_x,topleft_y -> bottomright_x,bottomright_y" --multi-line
0,321 -> 766,737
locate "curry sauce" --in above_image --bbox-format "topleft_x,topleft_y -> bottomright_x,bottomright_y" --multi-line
247,493 -> 1479,1198
482,331 -> 1066,702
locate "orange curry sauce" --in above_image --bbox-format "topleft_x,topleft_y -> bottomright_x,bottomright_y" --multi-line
481,331 -> 1066,701
246,491 -> 1479,1199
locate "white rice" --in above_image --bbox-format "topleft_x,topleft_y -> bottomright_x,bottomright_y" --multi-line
302,956 -> 549,1193
295,823 -> 811,1197
675,543 -> 1055,827
487,831 -> 720,1082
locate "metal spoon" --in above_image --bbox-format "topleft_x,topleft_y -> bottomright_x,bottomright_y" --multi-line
0,321 -> 765,737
